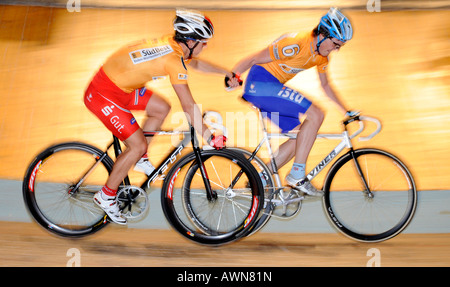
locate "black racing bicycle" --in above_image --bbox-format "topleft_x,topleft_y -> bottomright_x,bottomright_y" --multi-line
23,126 -> 263,245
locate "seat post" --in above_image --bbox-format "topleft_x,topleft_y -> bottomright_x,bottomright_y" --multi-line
257,109 -> 283,188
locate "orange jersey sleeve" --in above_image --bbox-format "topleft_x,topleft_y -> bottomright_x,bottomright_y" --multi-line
260,32 -> 329,83
102,35 -> 189,93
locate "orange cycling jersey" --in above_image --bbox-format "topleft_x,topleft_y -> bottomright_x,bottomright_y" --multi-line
102,34 -> 191,93
261,32 -> 329,84
84,35 -> 191,141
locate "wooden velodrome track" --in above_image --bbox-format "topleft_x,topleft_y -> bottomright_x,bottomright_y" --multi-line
0,2 -> 449,267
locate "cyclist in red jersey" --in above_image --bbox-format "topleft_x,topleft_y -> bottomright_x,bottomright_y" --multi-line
229,8 -> 357,196
84,9 -> 238,224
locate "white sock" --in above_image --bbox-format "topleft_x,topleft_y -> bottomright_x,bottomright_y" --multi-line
288,163 -> 306,180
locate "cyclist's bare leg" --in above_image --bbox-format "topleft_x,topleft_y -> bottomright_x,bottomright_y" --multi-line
94,130 -> 147,224
268,104 -> 324,172
269,137 -> 297,173
284,104 -> 324,196
268,104 -> 324,196
293,104 -> 324,164
142,93 -> 171,145
105,130 -> 148,190
131,93 -> 170,175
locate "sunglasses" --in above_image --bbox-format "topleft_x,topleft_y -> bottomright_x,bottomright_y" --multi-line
185,37 -> 209,44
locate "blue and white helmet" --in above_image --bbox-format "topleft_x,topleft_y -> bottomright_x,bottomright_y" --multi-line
318,7 -> 353,42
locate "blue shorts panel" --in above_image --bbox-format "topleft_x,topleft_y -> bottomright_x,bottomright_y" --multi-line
242,65 -> 312,132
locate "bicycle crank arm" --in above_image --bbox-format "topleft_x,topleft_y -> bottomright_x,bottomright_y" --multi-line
270,195 -> 304,207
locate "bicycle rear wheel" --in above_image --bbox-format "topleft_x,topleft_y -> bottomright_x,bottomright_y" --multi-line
161,149 -> 263,245
323,148 -> 417,242
23,142 -> 114,237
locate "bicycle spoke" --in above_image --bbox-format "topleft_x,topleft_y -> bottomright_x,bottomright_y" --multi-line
194,171 -> 224,189
210,161 -> 224,188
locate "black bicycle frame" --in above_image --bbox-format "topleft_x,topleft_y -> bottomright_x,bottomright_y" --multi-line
106,126 -> 215,200
342,116 -> 372,195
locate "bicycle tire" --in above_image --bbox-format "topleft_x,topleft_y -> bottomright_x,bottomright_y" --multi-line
323,148 -> 417,242
161,149 -> 263,245
228,148 -> 276,235
23,142 -> 114,237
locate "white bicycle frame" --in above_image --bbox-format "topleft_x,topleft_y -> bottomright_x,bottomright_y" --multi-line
203,109 -> 382,207
252,111 -> 382,193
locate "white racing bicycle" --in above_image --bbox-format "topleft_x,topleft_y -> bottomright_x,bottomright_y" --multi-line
204,109 -> 417,243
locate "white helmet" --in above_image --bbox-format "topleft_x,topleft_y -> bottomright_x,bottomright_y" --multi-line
174,9 -> 214,41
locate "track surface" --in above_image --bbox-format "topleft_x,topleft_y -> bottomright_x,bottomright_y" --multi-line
1,221 -> 450,267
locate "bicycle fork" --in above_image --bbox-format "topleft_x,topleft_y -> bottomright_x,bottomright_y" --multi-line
349,150 -> 374,198
191,127 -> 217,202
342,118 -> 373,198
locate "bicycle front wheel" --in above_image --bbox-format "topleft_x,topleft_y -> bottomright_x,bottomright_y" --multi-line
228,148 -> 275,236
161,149 -> 263,245
23,142 -> 114,237
323,148 -> 417,242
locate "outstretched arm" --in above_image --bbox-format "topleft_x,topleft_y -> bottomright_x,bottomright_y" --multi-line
318,71 -> 348,114
188,59 -> 233,78
188,59 -> 241,88
172,83 -> 212,142
172,83 -> 226,148
231,47 -> 272,76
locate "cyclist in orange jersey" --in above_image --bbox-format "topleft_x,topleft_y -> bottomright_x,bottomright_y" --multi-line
229,7 -> 358,196
84,9 -> 239,224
